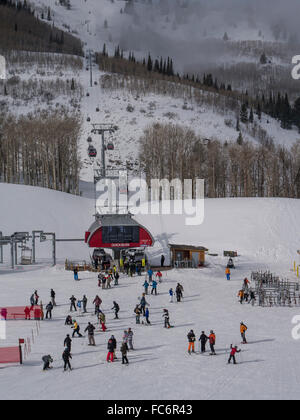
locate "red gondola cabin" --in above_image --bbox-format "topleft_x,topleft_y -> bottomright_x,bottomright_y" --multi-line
85,214 -> 154,249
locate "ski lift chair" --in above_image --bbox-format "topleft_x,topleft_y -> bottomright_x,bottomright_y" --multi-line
107,142 -> 114,151
88,147 -> 97,158
21,247 -> 32,265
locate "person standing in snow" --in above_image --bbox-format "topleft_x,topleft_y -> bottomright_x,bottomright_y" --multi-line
145,307 -> 151,325
64,334 -> 72,352
148,268 -> 153,283
176,284 -> 183,302
161,255 -> 165,267
45,302 -> 53,319
122,330 -> 129,345
62,348 -> 72,371
73,267 -> 79,281
127,328 -> 134,350
240,322 -> 248,344
151,279 -> 158,295
163,309 -> 171,328
85,322 -> 96,346
69,295 -> 77,312
143,280 -> 149,295
50,289 -> 56,307
228,345 -> 241,364
238,290 -> 245,304
121,342 -> 129,365
114,271 -> 120,285
169,288 -> 174,303
98,310 -> 107,332
225,267 -> 231,281
107,338 -> 115,363
134,305 -> 141,324
187,330 -> 196,354
82,295 -> 88,313
156,271 -> 163,283
34,291 -> 39,305
249,289 -> 256,306
199,331 -> 208,353
30,294 -> 35,307
111,335 -> 117,359
209,331 -> 216,355
112,301 -> 120,319
140,294 -> 148,316
93,295 -> 102,315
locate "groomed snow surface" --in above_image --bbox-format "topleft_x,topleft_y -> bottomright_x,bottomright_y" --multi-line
1,184 -> 300,399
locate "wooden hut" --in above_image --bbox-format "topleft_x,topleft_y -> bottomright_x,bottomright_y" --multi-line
169,244 -> 208,268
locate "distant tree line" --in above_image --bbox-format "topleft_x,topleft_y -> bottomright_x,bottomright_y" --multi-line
97,44 -> 300,135
0,111 -> 81,194
139,123 -> 300,199
0,0 -> 83,55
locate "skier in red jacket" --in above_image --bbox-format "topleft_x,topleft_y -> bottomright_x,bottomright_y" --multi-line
228,345 -> 241,364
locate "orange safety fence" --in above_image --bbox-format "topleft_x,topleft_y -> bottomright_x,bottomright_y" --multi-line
0,306 -> 42,320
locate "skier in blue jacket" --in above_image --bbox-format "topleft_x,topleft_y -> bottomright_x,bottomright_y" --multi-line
145,307 -> 151,325
151,280 -> 158,295
143,280 -> 149,295
169,288 -> 174,303
148,268 -> 153,283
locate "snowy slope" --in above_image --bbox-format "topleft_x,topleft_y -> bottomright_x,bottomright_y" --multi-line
1,186 -> 300,400
1,183 -> 300,264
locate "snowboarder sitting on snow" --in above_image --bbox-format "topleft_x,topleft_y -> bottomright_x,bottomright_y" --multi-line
240,322 -> 248,344
228,345 -> 241,364
42,355 -> 53,371
62,348 -> 72,371
199,331 -> 209,353
187,330 -> 196,354
65,315 -> 73,326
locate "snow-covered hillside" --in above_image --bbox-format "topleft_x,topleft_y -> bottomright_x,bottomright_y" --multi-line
1,183 -> 300,264
1,185 -> 300,400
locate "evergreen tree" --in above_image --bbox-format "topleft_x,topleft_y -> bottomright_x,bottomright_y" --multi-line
260,52 -> 267,65
240,103 -> 248,123
147,54 -> 153,72
249,107 -> 254,123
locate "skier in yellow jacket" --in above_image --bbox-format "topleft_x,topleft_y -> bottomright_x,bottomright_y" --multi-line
240,322 -> 248,344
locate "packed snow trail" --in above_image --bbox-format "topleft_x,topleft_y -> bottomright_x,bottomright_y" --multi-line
0,255 -> 300,400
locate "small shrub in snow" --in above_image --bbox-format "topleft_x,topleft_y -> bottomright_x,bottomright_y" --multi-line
126,104 -> 135,112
